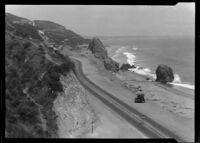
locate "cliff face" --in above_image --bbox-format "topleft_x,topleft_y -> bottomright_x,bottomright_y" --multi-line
88,38 -> 119,72
54,73 -> 98,137
5,32 -> 62,137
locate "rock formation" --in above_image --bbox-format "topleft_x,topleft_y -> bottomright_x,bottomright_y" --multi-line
88,37 -> 119,72
155,64 -> 174,83
88,37 -> 107,60
120,63 -> 136,71
104,57 -> 119,72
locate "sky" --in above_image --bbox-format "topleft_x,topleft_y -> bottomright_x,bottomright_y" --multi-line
5,4 -> 195,36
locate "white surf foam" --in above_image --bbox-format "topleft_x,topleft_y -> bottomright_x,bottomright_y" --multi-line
116,46 -> 127,54
168,82 -> 195,90
123,52 -> 136,66
132,47 -> 138,51
168,74 -> 194,90
129,68 -> 194,90
173,74 -> 182,83
143,68 -> 151,73
112,46 -> 127,60
129,66 -> 156,79
113,47 -> 195,90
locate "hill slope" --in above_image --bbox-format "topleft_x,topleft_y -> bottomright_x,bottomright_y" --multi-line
5,13 -> 95,138
5,13 -> 91,49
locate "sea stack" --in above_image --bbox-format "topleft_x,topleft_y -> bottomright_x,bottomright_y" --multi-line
155,64 -> 174,83
88,37 -> 119,72
88,37 -> 108,60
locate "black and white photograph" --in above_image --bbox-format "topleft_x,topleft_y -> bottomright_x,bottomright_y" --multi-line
5,3 -> 195,142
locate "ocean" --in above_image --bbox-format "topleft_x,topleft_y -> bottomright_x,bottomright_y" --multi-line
101,36 -> 195,92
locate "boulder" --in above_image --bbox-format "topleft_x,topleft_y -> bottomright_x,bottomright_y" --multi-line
155,64 -> 174,83
120,63 -> 136,71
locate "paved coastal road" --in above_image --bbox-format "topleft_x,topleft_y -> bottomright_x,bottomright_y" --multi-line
72,58 -> 185,142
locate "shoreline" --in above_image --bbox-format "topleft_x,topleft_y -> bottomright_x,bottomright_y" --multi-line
71,53 -> 194,141
60,45 -> 194,140
105,45 -> 194,93
119,70 -> 194,100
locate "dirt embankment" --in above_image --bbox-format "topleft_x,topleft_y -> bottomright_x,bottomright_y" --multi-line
53,72 -> 99,138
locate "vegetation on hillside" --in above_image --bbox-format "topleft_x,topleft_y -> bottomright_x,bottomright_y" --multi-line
13,23 -> 43,41
5,33 -> 74,138
34,20 -> 91,47
6,13 -> 91,49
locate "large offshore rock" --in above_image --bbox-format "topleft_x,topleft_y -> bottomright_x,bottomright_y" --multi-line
155,64 -> 174,83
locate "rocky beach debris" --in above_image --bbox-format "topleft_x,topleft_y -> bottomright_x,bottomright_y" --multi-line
155,64 -> 174,83
120,63 -> 136,71
88,37 -> 119,72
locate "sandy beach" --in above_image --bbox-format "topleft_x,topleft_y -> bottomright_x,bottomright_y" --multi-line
67,49 -> 194,141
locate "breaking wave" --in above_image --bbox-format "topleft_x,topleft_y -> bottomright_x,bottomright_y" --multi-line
112,46 -> 195,90
123,52 -> 136,65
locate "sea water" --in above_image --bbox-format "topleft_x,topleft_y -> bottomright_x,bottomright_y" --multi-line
102,36 -> 195,92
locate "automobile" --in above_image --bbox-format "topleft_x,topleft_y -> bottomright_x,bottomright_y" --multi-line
134,93 -> 145,103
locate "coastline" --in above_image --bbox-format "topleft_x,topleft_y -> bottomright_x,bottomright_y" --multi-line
70,51 -> 194,141
104,41 -> 195,94
117,70 -> 194,99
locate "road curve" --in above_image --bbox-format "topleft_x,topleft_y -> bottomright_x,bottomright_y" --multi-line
72,58 -> 185,142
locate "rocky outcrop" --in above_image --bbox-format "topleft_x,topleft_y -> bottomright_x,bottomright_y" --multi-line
120,63 -> 136,71
88,37 -> 108,60
104,57 -> 119,72
88,37 -> 119,72
155,64 -> 174,83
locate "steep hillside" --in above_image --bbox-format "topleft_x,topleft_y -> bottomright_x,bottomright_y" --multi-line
34,20 -> 91,48
5,13 -> 96,138
5,31 -> 75,137
5,13 -> 42,41
5,13 -> 91,49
